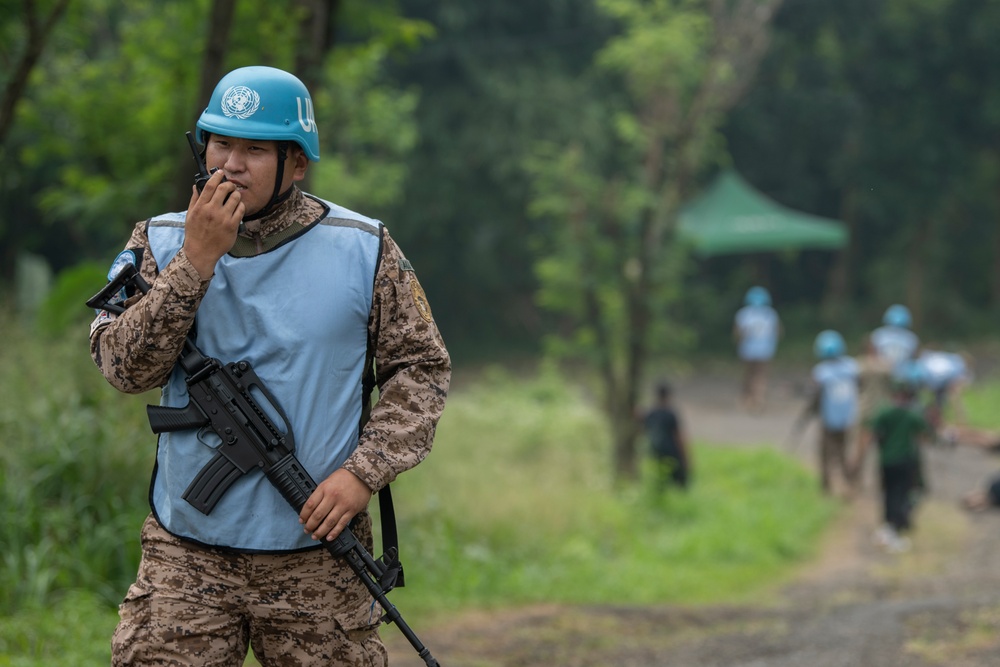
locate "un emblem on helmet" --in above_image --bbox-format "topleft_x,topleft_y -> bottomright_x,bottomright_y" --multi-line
221,85 -> 261,119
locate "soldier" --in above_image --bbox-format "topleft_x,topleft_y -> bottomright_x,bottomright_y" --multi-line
917,347 -> 973,437
89,66 -> 450,666
733,285 -> 782,412
869,304 -> 919,374
801,330 -> 860,495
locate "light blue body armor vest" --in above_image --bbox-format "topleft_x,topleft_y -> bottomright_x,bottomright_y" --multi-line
734,304 -> 780,361
870,325 -> 919,372
147,197 -> 382,551
812,356 -> 860,431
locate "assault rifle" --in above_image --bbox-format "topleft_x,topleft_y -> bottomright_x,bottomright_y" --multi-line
87,263 -> 440,667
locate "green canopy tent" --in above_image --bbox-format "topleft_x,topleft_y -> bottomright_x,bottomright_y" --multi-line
677,169 -> 847,256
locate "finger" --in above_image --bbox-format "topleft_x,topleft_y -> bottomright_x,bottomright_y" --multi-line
199,170 -> 227,201
299,489 -> 323,524
222,187 -> 242,212
304,497 -> 338,535
212,181 -> 238,207
311,508 -> 340,541
207,169 -> 227,186
323,512 -> 353,542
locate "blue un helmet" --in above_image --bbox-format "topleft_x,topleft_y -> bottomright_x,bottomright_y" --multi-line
196,66 -> 320,161
893,358 -> 925,395
814,330 -> 846,360
883,304 -> 912,329
744,286 -> 771,307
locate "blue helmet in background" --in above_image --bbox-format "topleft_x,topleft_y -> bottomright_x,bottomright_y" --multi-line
744,286 -> 771,307
814,330 -> 846,359
196,66 -> 320,162
893,359 -> 926,393
883,304 -> 912,328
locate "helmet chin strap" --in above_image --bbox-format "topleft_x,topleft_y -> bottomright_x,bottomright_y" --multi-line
244,141 -> 291,222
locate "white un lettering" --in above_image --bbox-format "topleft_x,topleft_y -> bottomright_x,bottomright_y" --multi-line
297,97 -> 316,133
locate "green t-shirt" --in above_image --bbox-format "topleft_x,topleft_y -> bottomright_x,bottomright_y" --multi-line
870,405 -> 930,466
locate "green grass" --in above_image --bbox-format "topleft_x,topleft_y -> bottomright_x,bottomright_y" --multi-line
0,592 -> 119,667
0,313 -> 154,665
962,378 -> 1000,430
384,366 -> 836,618
0,318 -> 837,665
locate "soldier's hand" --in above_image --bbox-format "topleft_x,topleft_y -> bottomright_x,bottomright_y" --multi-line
183,170 -> 244,279
299,469 -> 373,542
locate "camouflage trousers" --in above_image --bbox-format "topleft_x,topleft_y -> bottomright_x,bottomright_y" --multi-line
112,514 -> 387,667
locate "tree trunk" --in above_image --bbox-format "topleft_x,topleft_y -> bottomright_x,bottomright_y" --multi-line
195,0 -> 238,122
0,0 -> 73,281
0,0 -> 73,153
294,0 -> 341,192
904,217 -> 931,329
172,0 -> 238,210
612,400 -> 641,482
823,185 -> 859,321
993,186 -> 1000,310
294,0 -> 340,91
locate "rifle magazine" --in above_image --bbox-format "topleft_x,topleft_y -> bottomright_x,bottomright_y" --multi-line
182,452 -> 245,515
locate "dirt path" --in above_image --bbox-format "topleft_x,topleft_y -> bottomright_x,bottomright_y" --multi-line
385,368 -> 1000,666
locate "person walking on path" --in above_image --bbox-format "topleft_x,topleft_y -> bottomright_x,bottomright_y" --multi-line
798,330 -> 861,496
640,381 -> 691,491
854,370 -> 933,553
88,66 -> 451,666
917,347 -> 973,440
870,304 -> 920,375
851,337 -> 895,489
733,285 -> 781,413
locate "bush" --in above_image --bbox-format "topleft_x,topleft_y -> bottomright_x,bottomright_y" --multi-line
0,311 -> 155,614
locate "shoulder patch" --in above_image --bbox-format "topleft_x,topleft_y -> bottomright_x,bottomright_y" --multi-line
108,250 -> 137,280
411,279 -> 433,323
396,256 -> 430,320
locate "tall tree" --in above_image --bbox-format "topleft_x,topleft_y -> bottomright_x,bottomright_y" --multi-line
528,0 -> 783,481
0,0 -> 72,153
728,0 -> 1000,336
0,0 -> 73,278
170,0 -> 238,209
385,0 -> 614,350
1,0 -> 425,280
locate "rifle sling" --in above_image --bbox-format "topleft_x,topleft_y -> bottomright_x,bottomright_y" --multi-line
377,484 -> 404,587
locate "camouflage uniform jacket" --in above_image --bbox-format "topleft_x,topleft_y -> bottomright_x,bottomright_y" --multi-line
89,187 -> 451,496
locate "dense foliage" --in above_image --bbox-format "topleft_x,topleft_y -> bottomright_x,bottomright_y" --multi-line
4,0 -> 999,360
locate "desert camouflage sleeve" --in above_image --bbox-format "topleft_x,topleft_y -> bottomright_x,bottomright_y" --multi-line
88,221 -> 210,394
341,228 -> 451,492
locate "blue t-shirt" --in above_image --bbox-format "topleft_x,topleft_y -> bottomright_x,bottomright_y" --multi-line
734,305 -> 780,361
812,356 -> 860,431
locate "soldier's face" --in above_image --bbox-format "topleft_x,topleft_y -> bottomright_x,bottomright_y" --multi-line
205,135 -> 307,215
